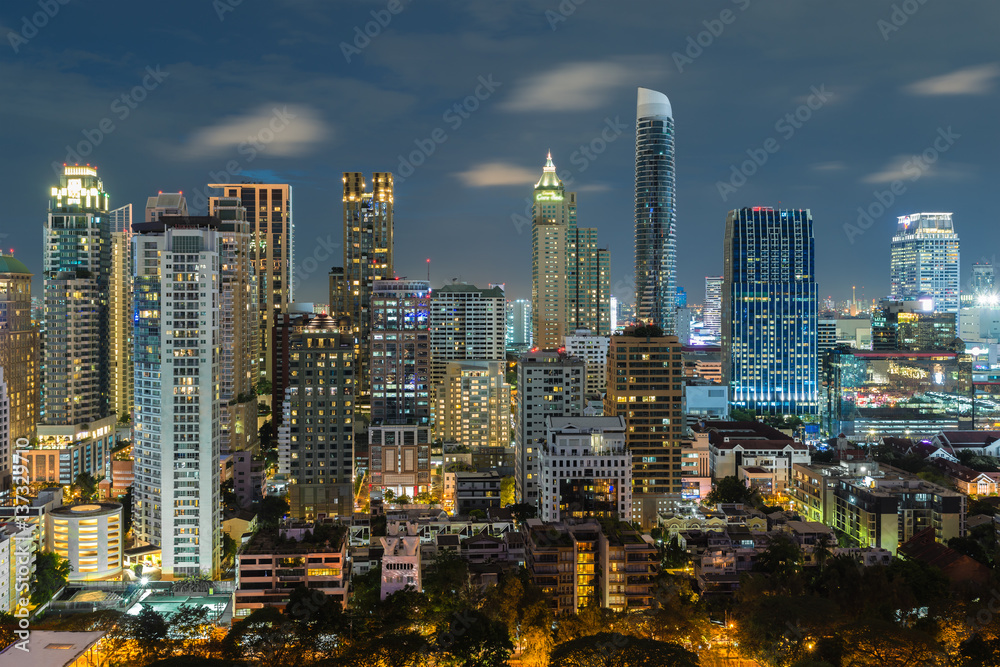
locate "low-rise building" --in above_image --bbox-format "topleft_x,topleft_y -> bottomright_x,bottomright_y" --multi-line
24,416 -> 116,486
929,458 -> 1000,496
700,421 -> 810,485
46,502 -> 123,582
600,526 -> 658,612
380,521 -> 421,599
0,522 -> 35,613
455,471 -> 502,515
235,521 -> 349,619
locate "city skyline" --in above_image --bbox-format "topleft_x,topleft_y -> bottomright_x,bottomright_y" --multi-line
1,2 -> 997,308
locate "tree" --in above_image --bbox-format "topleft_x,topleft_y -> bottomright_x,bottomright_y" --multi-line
469,509 -> 486,520
383,489 -> 397,504
257,379 -> 272,395
129,606 -> 170,663
730,407 -> 757,422
73,472 -> 100,501
435,608 -> 513,667
510,502 -> 537,524
223,606 -> 302,664
222,533 -> 239,565
631,325 -> 664,338
256,495 -> 290,528
396,494 -> 411,506
31,551 -> 71,604
500,476 -> 515,507
550,632 -> 698,667
754,533 -> 803,579
422,552 -> 470,617
121,486 -> 134,534
704,475 -> 756,506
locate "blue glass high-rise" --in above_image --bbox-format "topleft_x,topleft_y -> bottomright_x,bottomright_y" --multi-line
722,207 -> 818,415
634,87 -> 677,334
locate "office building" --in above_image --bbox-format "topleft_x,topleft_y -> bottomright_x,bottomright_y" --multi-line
538,416 -> 631,523
43,165 -> 111,427
871,300 -> 958,351
132,215 -> 222,578
435,361 -> 510,449
515,350 -> 585,506
506,299 -> 532,352
430,282 -> 505,397
722,207 -> 818,415
704,276 -> 722,341
209,196 -> 260,456
208,182 -> 294,383
604,330 -> 685,526
563,329 -> 610,399
109,205 -> 133,423
274,314 -> 355,519
634,88 -> 677,334
971,262 -> 995,297
531,154 -> 610,349
890,213 -> 960,314
0,255 -> 38,466
371,279 -> 431,424
339,172 -> 394,393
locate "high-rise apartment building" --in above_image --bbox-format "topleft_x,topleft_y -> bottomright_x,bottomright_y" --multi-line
564,329 -> 610,399
704,276 -> 722,341
722,207 -> 818,415
371,280 -> 431,424
0,369 -> 8,494
328,266 -> 346,320
972,262 -> 994,297
109,205 -> 133,423
43,165 -> 111,426
890,213 -> 960,314
132,215 -> 223,578
208,183 -> 294,383
0,255 -> 39,457
435,361 -> 510,449
604,331 -> 685,527
531,154 -> 610,349
634,88 -> 677,334
209,196 -> 259,456
275,314 -> 355,519
515,350 -> 584,506
506,299 -> 532,352
340,172 -> 394,394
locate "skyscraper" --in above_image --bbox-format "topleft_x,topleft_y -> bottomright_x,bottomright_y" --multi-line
531,154 -> 610,349
208,183 -> 294,383
972,262 -> 995,297
0,255 -> 39,456
722,207 -> 818,415
506,299 -> 532,352
339,172 -> 394,394
109,205 -> 133,423
890,213 -> 960,314
604,331 -> 685,527
704,276 -> 722,341
132,214 -> 223,578
634,87 -> 677,334
435,361 -> 510,449
43,165 -> 111,426
430,283 -> 505,399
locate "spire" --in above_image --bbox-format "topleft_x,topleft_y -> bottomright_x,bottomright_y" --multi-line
535,152 -> 562,189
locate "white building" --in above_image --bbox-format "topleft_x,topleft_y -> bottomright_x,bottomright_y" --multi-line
0,522 -> 34,613
506,298 -> 532,351
132,214 -> 222,578
685,384 -> 729,425
710,439 -> 811,486
563,328 -> 610,399
380,521 -> 421,599
704,276 -> 723,341
890,213 -> 960,314
515,350 -> 584,506
538,416 -> 631,523
430,282 -> 506,391
47,502 -> 123,581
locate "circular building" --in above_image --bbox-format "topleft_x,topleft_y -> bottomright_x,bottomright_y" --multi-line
48,502 -> 124,581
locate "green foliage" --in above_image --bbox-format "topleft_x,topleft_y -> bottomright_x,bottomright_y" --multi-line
510,502 -> 537,523
256,379 -> 272,395
500,476 -> 515,507
256,495 -> 289,529
30,551 -> 71,605
550,632 -> 699,667
73,472 -> 100,501
222,533 -> 238,564
754,533 -> 803,578
435,608 -> 513,667
468,509 -> 486,520
630,324 -> 664,338
730,407 -> 757,422
704,475 -> 757,506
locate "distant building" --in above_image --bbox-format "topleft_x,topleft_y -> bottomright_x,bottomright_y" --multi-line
703,276 -> 723,340
0,256 -> 38,473
506,299 -> 532,352
872,300 -> 957,351
564,329 -> 610,399
971,262 -> 995,297
699,421 -> 810,486
890,213 -> 960,314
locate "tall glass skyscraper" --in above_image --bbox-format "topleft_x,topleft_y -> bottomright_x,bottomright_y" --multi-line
704,276 -> 723,341
722,207 -> 818,415
890,213 -> 960,314
634,87 -> 676,334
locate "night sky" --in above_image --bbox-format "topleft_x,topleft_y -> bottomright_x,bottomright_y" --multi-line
2,0 -> 997,307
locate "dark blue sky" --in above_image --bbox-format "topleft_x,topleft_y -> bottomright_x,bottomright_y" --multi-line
2,0 -> 997,306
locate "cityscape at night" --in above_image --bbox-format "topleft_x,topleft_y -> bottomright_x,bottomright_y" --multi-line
1,1 -> 1000,666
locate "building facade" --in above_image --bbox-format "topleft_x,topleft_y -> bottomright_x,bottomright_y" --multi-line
604,332 -> 685,526
515,350 -> 585,506
109,205 -> 133,424
371,280 -> 431,425
0,255 -> 38,486
634,87 -> 676,334
506,299 -> 532,353
890,212 -> 960,314
46,502 -> 123,581
704,276 -> 722,341
564,329 -> 610,399
722,207 -> 818,415
435,361 -> 510,449
208,183 -> 294,382
132,215 -> 222,578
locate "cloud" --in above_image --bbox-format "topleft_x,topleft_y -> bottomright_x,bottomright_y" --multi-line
175,105 -> 330,159
811,161 -> 846,172
503,58 -> 664,112
455,162 -> 538,187
862,155 -> 966,184
904,63 -> 1000,96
